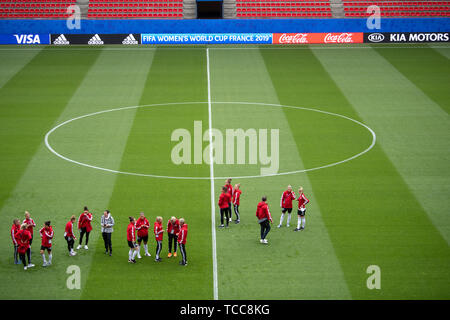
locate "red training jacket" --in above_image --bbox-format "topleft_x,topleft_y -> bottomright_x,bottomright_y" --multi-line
280,190 -> 296,209
154,222 -> 164,241
256,201 -> 272,222
232,189 -> 242,206
127,222 -> 136,242
23,218 -> 36,235
11,223 -> 20,245
15,229 -> 31,254
40,226 -> 54,247
65,220 -> 75,238
78,211 -> 93,232
136,217 -> 150,237
177,224 -> 188,245
225,184 -> 233,199
167,219 -> 180,235
297,193 -> 310,209
218,193 -> 230,209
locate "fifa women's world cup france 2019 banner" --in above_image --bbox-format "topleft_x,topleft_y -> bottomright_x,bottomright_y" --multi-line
141,33 -> 364,45
141,33 -> 273,44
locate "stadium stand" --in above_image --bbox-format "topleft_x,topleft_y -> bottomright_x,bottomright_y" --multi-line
235,0 -> 333,18
87,0 -> 184,19
0,0 -> 76,18
0,0 -> 448,18
0,0 -> 184,19
343,1 -> 450,17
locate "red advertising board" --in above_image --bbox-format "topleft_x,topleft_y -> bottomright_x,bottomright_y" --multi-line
272,33 -> 364,44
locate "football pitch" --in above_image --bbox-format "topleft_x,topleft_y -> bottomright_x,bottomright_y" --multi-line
0,43 -> 449,300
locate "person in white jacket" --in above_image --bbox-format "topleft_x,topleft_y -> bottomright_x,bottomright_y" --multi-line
101,210 -> 115,256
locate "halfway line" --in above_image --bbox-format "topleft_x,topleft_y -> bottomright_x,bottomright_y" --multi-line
207,48 -> 219,300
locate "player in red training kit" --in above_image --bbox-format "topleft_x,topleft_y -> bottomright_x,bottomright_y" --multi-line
64,216 -> 77,256
11,218 -> 21,264
15,224 -> 34,270
278,185 -> 296,228
77,206 -> 93,250
127,217 -> 138,263
294,187 -> 310,232
256,196 -> 273,244
218,186 -> 230,228
22,211 -> 36,264
154,216 -> 164,262
39,221 -> 54,267
167,216 -> 180,258
232,184 -> 242,224
177,218 -> 188,266
23,211 -> 36,245
224,178 -> 233,222
136,212 -> 151,258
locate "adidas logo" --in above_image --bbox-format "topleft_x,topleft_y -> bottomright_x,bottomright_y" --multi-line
122,34 -> 138,45
53,34 -> 70,45
88,34 -> 104,45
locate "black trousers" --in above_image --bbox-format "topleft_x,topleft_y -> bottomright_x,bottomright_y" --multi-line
168,233 -> 178,253
155,240 -> 162,259
220,208 -> 230,226
65,236 -> 74,252
260,220 -> 271,240
102,232 -> 112,252
179,243 -> 187,264
233,204 -> 240,221
13,245 -> 19,264
79,228 -> 90,245
19,248 -> 31,267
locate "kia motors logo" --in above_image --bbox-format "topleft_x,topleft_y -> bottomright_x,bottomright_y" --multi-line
367,33 -> 385,43
278,33 -> 308,44
324,33 -> 354,43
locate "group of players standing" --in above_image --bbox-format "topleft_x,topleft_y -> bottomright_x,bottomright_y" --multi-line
10,207 -> 188,270
218,178 -> 310,244
126,214 -> 188,266
10,180 -> 309,270
218,178 -> 242,228
10,211 -> 52,270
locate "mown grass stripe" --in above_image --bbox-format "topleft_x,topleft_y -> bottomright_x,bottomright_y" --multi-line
262,46 -> 450,299
375,47 -> 450,114
81,48 -> 213,299
314,47 -> 450,247
209,48 -> 351,299
0,48 -> 41,89
0,48 -> 101,299
432,46 -> 450,60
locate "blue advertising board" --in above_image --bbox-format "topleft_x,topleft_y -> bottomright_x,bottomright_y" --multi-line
0,34 -> 50,45
0,18 -> 448,35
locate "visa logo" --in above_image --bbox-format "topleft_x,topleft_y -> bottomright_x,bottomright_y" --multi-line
14,34 -> 41,44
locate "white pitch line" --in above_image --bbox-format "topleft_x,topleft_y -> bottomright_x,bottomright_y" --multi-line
44,101 -> 376,180
0,45 -> 449,51
206,48 -> 219,301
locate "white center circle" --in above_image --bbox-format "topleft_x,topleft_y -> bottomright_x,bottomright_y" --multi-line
44,102 -> 376,180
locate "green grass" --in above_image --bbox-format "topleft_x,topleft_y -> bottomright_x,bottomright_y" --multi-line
0,44 -> 449,300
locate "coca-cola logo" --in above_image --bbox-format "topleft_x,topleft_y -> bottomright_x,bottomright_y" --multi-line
278,33 -> 308,44
324,33 -> 355,43
272,32 -> 363,45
